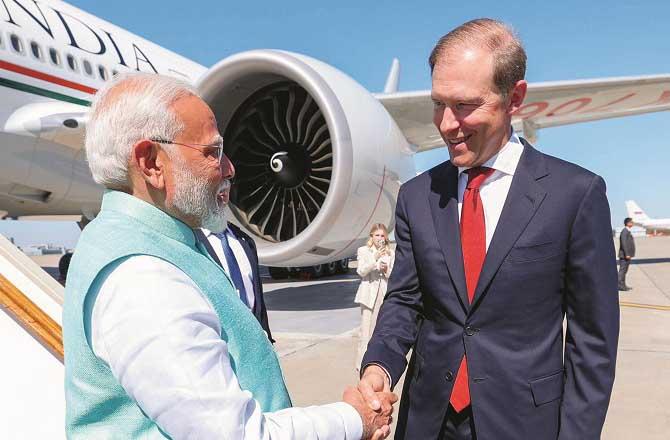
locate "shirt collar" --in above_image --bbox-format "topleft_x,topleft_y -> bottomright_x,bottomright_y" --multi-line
201,225 -> 231,237
458,129 -> 524,178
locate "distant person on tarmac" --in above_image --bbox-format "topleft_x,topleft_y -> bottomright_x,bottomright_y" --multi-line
57,251 -> 73,285
354,223 -> 394,371
618,217 -> 636,291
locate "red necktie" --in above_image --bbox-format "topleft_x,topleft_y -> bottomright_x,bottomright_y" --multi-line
450,166 -> 495,412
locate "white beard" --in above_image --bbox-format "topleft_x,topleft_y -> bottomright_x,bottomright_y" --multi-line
170,161 -> 228,233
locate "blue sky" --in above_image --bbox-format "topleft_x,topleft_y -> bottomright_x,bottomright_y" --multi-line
2,0 -> 669,247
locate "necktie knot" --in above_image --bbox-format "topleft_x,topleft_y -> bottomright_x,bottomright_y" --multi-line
466,166 -> 494,190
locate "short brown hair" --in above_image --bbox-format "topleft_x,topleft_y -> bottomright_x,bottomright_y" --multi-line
428,18 -> 526,97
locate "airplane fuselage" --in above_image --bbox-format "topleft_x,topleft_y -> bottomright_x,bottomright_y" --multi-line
0,0 -> 205,217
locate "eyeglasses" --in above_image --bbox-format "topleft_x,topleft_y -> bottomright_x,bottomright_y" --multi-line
150,137 -> 224,164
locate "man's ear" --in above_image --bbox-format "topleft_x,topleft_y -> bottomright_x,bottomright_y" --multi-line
507,79 -> 528,115
132,140 -> 165,190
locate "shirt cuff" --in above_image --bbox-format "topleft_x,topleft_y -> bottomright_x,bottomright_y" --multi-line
362,362 -> 392,387
325,402 -> 363,440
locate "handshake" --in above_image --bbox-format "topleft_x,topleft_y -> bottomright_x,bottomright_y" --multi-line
343,365 -> 397,439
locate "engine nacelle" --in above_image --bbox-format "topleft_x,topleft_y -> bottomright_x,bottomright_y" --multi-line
198,50 -> 414,266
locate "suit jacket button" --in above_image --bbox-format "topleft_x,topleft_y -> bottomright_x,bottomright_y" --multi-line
465,326 -> 477,336
445,371 -> 454,382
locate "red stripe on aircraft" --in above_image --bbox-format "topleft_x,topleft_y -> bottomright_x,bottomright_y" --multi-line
0,60 -> 97,95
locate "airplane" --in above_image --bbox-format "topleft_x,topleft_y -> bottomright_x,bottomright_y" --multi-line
1,0 -> 670,277
2,1 -> 670,438
625,200 -> 670,234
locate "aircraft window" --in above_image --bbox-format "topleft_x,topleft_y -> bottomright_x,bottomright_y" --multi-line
83,59 -> 93,76
30,41 -> 43,60
98,65 -> 108,81
66,54 -> 78,72
49,47 -> 61,66
10,34 -> 24,54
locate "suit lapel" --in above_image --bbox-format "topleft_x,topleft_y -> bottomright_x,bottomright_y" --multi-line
428,163 -> 469,312
229,224 -> 262,315
470,142 -> 549,311
194,228 -> 224,267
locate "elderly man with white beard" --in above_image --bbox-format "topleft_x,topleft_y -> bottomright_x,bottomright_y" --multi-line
63,73 -> 396,439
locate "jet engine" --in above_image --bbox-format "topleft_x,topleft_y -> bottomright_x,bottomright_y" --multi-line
198,50 -> 415,266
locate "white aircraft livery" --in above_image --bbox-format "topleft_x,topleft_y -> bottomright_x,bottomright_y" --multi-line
1,2 -> 670,438
625,200 -> 670,233
2,0 -> 670,269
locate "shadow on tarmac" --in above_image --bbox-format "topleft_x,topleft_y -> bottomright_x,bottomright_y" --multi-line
631,258 -> 670,265
265,277 -> 359,311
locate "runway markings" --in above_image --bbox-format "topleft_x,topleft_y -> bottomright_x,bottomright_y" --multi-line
619,301 -> 670,311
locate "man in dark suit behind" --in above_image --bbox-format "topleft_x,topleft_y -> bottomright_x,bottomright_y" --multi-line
197,181 -> 274,342
618,217 -> 636,291
358,18 -> 619,440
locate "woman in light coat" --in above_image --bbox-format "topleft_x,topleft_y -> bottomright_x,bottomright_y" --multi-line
354,223 -> 394,371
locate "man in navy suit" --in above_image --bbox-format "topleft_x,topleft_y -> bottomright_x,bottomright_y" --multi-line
197,181 -> 274,342
358,18 -> 619,440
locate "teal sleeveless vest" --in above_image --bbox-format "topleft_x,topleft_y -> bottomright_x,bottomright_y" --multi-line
63,191 -> 291,439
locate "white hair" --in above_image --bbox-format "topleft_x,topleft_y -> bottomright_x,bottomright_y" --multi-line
85,72 -> 200,189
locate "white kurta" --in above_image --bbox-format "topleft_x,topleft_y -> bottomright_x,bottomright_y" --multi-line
90,255 -> 362,439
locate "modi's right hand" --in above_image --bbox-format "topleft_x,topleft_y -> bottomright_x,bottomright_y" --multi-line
343,381 -> 396,439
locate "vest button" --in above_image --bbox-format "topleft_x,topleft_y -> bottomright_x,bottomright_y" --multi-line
465,326 -> 478,336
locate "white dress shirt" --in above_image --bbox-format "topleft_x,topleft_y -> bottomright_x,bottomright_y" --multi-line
201,226 -> 256,309
457,131 -> 524,250
90,255 -> 362,439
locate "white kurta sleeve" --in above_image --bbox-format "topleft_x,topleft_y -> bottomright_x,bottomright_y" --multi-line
90,255 -> 363,440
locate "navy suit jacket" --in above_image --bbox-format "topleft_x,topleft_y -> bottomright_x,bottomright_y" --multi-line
362,140 -> 619,440
196,224 -> 274,343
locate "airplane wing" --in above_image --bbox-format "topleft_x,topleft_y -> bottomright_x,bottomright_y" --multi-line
376,74 -> 670,152
4,102 -> 88,150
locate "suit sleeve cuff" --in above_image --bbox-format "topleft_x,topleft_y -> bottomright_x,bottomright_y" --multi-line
362,362 -> 392,388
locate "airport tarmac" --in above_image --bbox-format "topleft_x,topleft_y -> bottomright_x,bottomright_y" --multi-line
34,236 -> 669,439
271,236 -> 670,440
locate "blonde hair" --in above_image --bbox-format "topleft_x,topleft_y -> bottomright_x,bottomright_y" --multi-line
366,223 -> 389,248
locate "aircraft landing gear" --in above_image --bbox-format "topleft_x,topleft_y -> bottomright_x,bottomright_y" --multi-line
267,258 -> 350,280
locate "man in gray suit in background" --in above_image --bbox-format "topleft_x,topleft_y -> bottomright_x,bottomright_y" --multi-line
618,217 -> 636,291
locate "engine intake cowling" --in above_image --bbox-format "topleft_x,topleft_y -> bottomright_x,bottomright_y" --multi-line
198,50 -> 413,266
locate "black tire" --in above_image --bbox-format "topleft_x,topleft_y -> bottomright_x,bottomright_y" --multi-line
324,261 -> 337,276
307,264 -> 324,278
336,258 -> 350,274
268,266 -> 289,279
